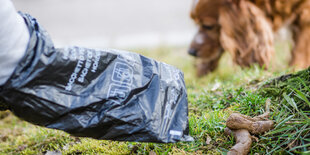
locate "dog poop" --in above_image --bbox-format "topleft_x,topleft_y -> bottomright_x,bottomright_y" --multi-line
225,100 -> 274,155
226,113 -> 274,135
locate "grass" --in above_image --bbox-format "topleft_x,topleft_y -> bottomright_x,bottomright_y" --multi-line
0,41 -> 309,154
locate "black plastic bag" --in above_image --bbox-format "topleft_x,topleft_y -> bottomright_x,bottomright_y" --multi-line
0,13 -> 193,143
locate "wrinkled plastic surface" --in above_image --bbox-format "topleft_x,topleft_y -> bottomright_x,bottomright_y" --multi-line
0,13 -> 193,143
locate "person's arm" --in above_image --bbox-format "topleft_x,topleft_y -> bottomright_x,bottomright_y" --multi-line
0,0 -> 30,85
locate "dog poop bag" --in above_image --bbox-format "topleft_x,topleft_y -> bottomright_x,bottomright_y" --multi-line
0,13 -> 193,143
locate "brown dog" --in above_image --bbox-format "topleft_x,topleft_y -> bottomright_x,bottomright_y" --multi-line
189,0 -> 310,76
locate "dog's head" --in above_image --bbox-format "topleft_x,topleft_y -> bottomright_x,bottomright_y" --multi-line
189,0 -> 274,76
189,0 -> 224,76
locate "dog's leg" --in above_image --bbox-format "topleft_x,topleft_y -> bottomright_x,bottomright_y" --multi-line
290,3 -> 310,68
290,27 -> 310,68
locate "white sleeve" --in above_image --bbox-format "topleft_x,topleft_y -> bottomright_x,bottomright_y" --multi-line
0,0 -> 30,85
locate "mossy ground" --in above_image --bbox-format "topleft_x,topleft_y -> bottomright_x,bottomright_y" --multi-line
0,41 -> 309,154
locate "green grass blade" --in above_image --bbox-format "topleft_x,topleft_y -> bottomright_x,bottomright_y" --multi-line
289,143 -> 310,151
283,93 -> 299,112
265,126 -> 293,136
297,77 -> 310,92
293,88 -> 310,108
274,115 -> 294,129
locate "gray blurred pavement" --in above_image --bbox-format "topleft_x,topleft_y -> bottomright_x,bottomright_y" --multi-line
12,0 -> 196,49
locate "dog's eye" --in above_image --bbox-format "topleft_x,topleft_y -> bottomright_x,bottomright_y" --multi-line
202,25 -> 214,30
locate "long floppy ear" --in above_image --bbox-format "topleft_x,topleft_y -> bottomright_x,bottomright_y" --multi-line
219,0 -> 274,68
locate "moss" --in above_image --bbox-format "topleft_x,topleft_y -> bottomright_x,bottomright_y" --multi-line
259,67 -> 310,100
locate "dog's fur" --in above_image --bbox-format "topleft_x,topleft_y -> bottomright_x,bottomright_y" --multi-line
189,0 -> 310,76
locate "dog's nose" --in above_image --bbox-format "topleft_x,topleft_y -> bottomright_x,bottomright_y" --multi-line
188,48 -> 198,57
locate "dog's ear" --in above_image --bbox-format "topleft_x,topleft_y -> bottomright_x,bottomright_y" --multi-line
219,1 -> 274,68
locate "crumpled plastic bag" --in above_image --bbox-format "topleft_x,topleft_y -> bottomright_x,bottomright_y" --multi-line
0,13 -> 193,143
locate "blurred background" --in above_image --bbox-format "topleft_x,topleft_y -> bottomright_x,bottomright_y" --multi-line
12,0 -> 196,49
